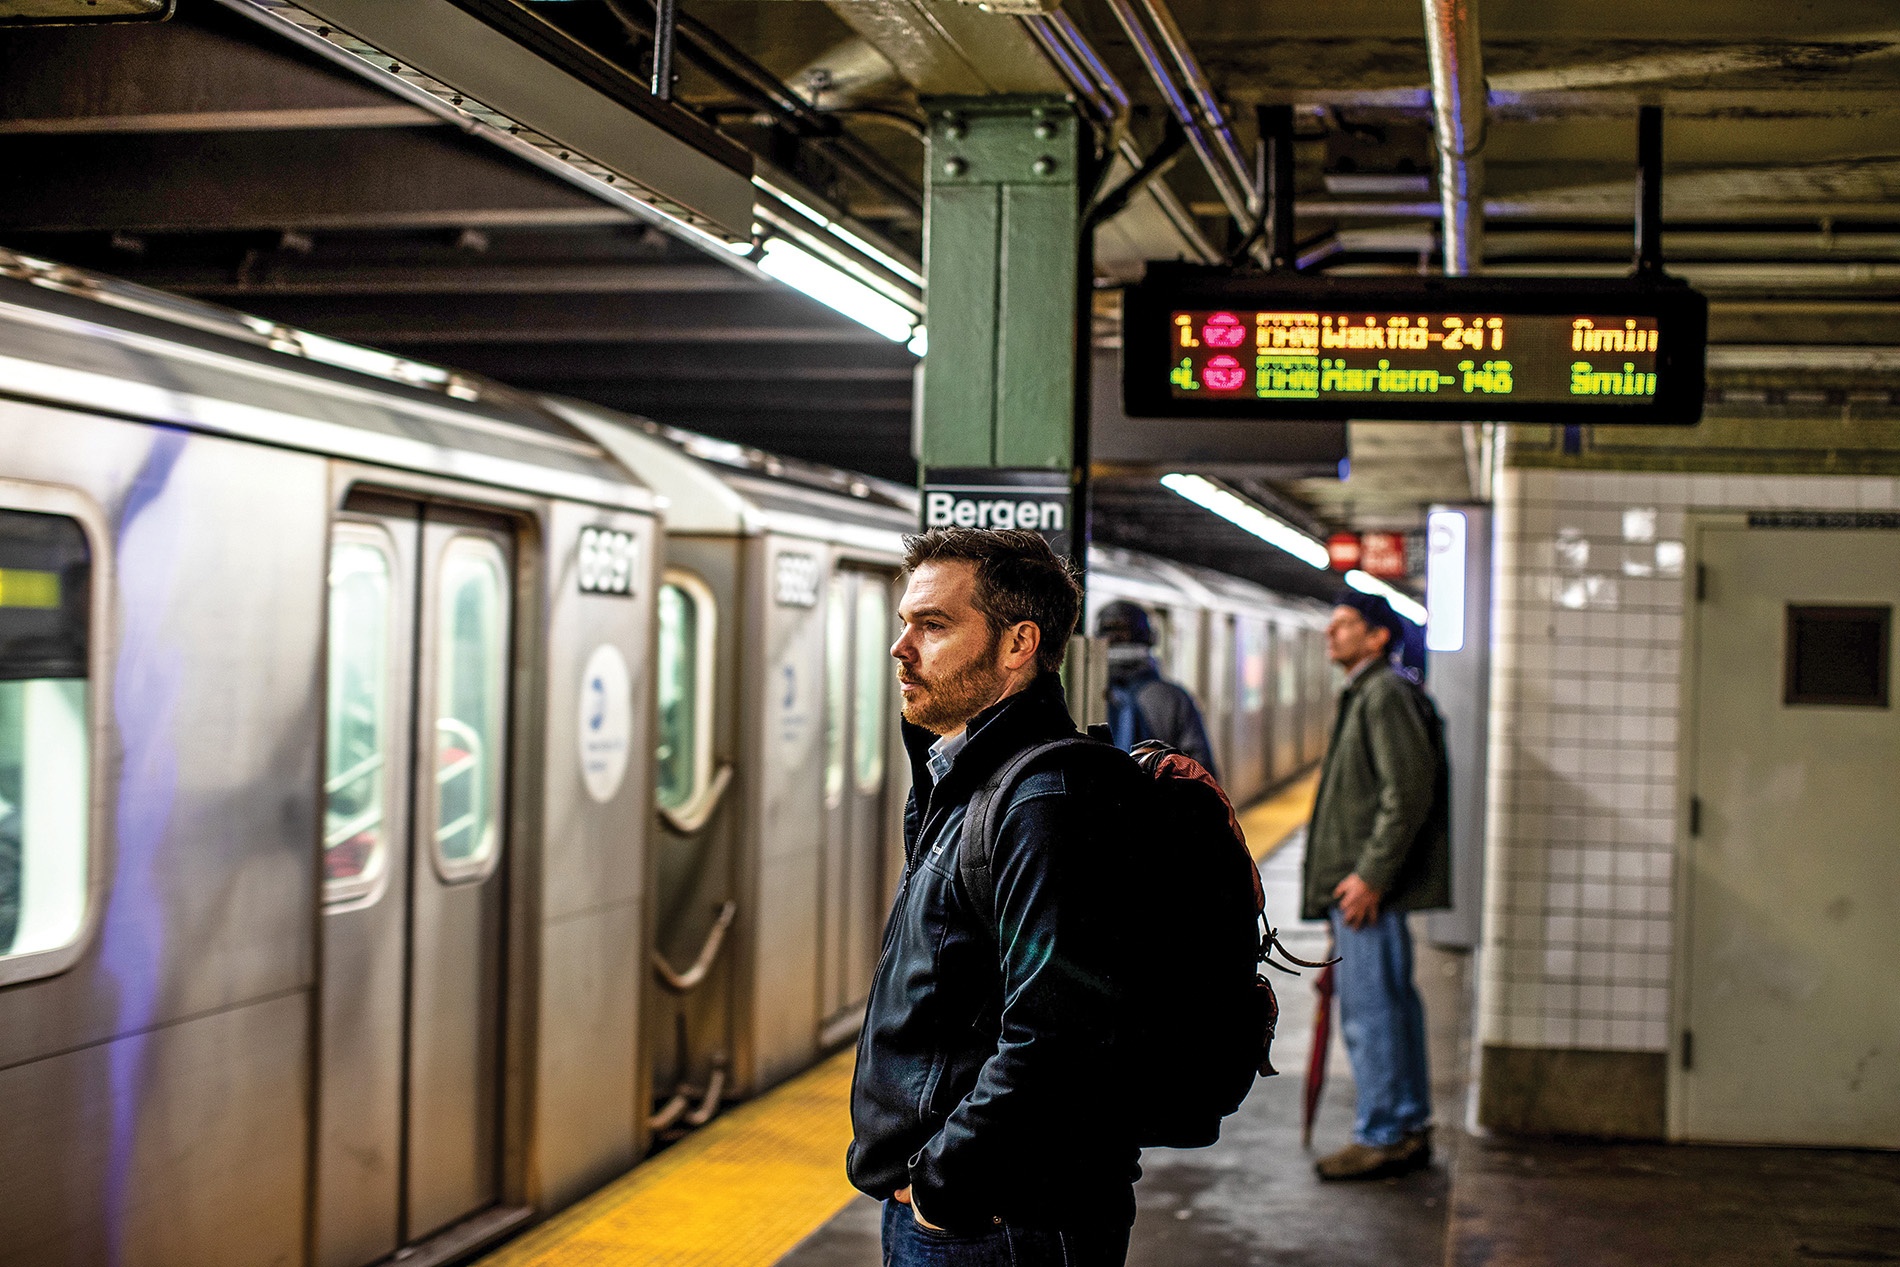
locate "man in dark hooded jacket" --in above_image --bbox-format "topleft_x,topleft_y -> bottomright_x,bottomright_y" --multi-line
1096,600 -> 1218,778
848,527 -> 1140,1267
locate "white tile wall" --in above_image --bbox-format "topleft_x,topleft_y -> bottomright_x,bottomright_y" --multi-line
1477,468 -> 1900,1052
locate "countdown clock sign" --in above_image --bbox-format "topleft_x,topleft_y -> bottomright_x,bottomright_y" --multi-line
1123,266 -> 1708,426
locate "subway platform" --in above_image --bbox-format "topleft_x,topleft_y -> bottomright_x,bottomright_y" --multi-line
478,775 -> 1899,1267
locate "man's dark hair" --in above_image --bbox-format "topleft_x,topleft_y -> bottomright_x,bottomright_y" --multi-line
902,528 -> 1081,674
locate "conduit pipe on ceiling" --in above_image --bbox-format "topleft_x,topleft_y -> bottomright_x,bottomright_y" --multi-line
1021,17 -> 1112,122
1421,0 -> 1492,498
1133,0 -> 1255,216
1422,0 -> 1487,276
1021,11 -> 1216,262
1102,0 -> 1257,247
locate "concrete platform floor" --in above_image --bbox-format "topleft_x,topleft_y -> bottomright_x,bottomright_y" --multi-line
1446,1135 -> 1900,1267
778,828 -> 1477,1267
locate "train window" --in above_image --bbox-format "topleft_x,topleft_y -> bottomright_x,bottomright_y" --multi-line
656,574 -> 716,813
853,580 -> 889,793
824,573 -> 850,807
0,507 -> 92,973
1785,605 -> 1891,708
432,537 -> 509,879
323,531 -> 394,903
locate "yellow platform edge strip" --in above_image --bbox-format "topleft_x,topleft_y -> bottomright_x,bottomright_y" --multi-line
480,1048 -> 860,1267
1238,767 -> 1320,864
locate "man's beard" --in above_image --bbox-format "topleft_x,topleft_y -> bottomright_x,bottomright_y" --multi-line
899,632 -> 1008,735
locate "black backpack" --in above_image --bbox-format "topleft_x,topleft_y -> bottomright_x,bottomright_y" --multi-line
957,728 -> 1328,1149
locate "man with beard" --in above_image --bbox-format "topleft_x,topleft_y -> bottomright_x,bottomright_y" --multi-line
847,527 -> 1140,1267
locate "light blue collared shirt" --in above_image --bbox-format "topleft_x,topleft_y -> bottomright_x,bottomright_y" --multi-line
926,729 -> 969,786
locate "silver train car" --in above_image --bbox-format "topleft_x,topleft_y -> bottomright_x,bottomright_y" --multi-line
546,414 -> 1333,1112
555,405 -> 913,1108
0,255 -> 664,1267
0,251 -> 1336,1267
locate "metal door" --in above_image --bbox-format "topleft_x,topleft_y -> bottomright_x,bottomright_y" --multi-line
317,499 -> 515,1265
1678,524 -> 1900,1146
818,566 -> 894,1035
1207,613 -> 1236,787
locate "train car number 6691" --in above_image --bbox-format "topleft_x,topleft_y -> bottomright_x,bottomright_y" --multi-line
578,526 -> 638,596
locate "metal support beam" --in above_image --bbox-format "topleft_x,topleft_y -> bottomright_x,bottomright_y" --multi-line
0,7 -> 425,131
202,288 -> 887,345
917,97 -> 1083,473
1635,104 -> 1665,275
226,0 -> 756,240
1262,104 -> 1296,272
650,0 -> 678,101
0,128 -> 627,233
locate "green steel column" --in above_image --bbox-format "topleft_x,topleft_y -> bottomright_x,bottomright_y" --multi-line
918,96 -> 1084,473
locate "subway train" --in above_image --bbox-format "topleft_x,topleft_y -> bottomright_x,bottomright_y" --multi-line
0,249 -> 1330,1267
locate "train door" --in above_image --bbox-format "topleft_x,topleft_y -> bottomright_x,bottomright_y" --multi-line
1207,612 -> 1236,786
1232,617 -> 1270,803
818,565 -> 894,1041
1677,524 -> 1900,1147
316,496 -> 516,1266
1272,623 -> 1300,781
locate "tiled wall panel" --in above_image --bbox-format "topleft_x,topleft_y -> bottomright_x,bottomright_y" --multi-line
1478,469 -> 1900,1052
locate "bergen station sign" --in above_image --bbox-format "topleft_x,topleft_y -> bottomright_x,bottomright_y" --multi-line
1123,267 -> 1708,426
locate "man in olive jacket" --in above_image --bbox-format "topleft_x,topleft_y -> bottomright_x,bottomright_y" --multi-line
1302,590 -> 1448,1180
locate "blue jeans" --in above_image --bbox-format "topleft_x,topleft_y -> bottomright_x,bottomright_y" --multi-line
1328,907 -> 1432,1147
881,1199 -> 1130,1267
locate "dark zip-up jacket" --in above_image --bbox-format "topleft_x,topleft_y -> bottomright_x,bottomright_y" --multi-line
846,673 -> 1142,1232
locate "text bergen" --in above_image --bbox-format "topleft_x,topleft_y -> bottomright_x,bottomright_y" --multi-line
924,491 -> 1066,532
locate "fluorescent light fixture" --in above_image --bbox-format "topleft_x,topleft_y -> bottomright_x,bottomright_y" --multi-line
1425,509 -> 1467,652
1160,473 -> 1330,570
907,326 -> 929,358
753,174 -> 924,285
832,223 -> 926,287
758,238 -> 916,343
1346,569 -> 1428,626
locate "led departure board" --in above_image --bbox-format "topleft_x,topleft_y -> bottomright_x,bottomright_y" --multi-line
1123,268 -> 1707,425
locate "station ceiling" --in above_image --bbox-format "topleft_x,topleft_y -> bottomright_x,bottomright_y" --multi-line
2,0 -> 1896,599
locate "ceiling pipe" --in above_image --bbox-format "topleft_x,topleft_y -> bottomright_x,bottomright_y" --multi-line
1048,13 -> 1130,116
1421,0 -> 1487,275
1102,0 -> 1256,246
1020,17 -> 1114,124
1421,0 -> 1491,498
1133,0 -> 1256,217
1021,11 -> 1216,262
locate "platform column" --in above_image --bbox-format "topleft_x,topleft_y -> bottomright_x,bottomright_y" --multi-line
917,96 -> 1086,559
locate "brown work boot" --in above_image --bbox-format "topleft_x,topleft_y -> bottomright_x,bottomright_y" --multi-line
1314,1130 -> 1431,1181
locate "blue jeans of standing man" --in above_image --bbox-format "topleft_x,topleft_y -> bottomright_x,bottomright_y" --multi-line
1328,906 -> 1432,1147
881,1199 -> 1130,1267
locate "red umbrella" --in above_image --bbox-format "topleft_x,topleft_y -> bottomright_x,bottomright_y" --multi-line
1301,958 -> 1336,1149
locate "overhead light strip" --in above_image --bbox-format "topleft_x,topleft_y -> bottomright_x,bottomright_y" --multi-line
756,240 -> 917,344
1160,473 -> 1331,570
1346,568 -> 1428,626
752,176 -> 924,286
754,201 -> 924,316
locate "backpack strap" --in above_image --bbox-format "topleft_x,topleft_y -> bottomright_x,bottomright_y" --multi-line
956,736 -> 1099,933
